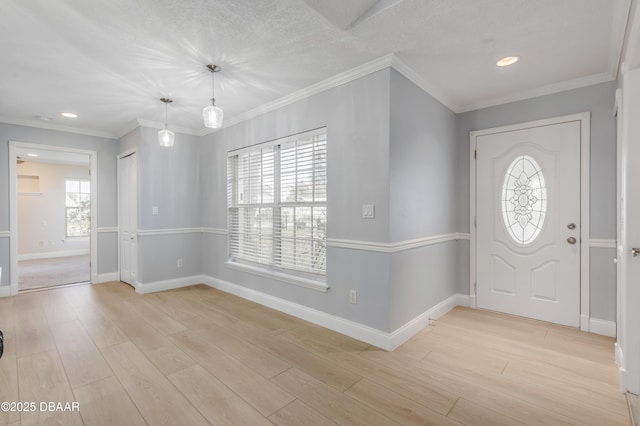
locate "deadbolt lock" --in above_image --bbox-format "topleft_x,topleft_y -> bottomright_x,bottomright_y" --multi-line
567,223 -> 576,230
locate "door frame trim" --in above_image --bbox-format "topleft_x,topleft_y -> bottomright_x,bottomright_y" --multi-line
9,140 -> 98,295
469,112 -> 591,331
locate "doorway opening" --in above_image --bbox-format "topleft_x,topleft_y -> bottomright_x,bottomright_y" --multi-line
9,141 -> 98,295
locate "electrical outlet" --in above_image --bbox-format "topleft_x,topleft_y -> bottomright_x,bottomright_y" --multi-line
177,258 -> 183,268
362,204 -> 375,219
349,290 -> 357,304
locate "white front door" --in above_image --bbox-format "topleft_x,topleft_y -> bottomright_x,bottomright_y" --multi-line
475,120 -> 581,327
118,151 -> 138,286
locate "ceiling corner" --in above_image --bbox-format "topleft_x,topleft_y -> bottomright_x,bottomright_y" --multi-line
622,0 -> 640,71
608,0 -> 633,79
390,55 -> 462,113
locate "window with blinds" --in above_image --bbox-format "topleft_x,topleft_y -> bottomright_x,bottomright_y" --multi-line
227,128 -> 327,277
65,178 -> 90,237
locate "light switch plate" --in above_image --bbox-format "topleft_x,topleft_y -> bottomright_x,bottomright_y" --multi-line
152,206 -> 159,215
362,204 -> 375,219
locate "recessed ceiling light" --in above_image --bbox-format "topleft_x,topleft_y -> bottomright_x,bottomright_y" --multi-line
27,153 -> 38,157
496,56 -> 519,67
60,112 -> 78,118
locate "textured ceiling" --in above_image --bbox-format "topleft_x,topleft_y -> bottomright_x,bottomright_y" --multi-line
0,0 -> 631,138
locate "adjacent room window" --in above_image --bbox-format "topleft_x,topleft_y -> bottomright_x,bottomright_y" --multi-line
227,128 -> 327,277
65,178 -> 90,237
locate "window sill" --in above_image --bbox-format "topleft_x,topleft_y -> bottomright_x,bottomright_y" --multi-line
224,261 -> 329,293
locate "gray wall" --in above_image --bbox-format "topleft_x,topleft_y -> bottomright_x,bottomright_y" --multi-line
0,123 -> 119,287
118,127 -> 139,155
456,81 -> 617,235
0,71 -> 618,330
201,69 -> 393,331
133,127 -> 203,284
388,69 -> 459,329
456,81 -> 617,321
137,127 -> 201,230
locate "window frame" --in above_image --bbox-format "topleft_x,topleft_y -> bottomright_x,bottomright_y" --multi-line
65,177 -> 91,238
226,127 -> 328,291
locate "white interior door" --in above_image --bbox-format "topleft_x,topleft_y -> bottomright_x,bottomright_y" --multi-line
118,152 -> 138,286
621,68 -> 640,394
476,120 -> 581,327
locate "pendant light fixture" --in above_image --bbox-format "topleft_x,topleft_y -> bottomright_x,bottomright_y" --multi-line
158,98 -> 175,147
203,64 -> 223,128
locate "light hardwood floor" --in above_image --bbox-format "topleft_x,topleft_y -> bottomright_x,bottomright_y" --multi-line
0,281 -> 630,425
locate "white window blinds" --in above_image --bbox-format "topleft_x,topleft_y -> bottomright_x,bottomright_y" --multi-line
65,178 -> 91,237
227,128 -> 327,276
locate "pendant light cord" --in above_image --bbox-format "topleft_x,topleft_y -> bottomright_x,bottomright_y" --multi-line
211,68 -> 216,106
164,101 -> 168,129
160,98 -> 172,130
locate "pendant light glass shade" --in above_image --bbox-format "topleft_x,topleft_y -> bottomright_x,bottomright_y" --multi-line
158,98 -> 174,147
203,64 -> 223,129
158,128 -> 175,147
203,103 -> 224,128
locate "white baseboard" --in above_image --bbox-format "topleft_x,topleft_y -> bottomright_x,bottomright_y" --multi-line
135,275 -> 206,295
469,294 -> 477,308
580,314 -> 590,332
18,249 -> 90,261
203,274 -> 467,351
0,285 -> 11,297
616,342 -> 624,368
97,272 -> 120,284
620,366 -> 628,394
389,294 -> 469,350
204,275 -> 393,349
454,294 -> 471,308
589,318 -> 617,337
110,270 -> 467,350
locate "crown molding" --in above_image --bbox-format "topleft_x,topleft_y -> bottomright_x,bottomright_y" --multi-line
4,47 -> 625,140
458,71 -> 616,113
390,55 -> 461,113
115,120 -> 141,139
219,54 -> 395,130
0,116 -> 117,139
609,0 -> 632,79
126,54 -> 396,139
621,0 -> 640,72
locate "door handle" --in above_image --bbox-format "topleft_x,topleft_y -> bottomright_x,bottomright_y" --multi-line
567,237 -> 577,245
632,248 -> 640,257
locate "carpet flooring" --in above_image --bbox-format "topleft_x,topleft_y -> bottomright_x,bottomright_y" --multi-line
18,254 -> 90,290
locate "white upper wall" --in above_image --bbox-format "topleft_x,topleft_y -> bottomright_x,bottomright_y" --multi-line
16,161 -> 90,257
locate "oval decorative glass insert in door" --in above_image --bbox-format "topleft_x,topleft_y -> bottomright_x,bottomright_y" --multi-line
501,155 -> 547,245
